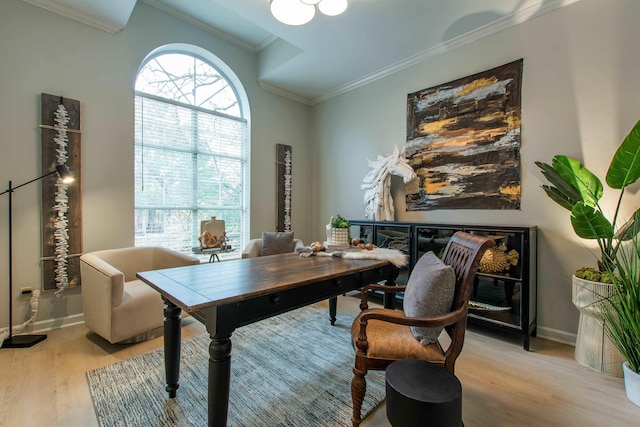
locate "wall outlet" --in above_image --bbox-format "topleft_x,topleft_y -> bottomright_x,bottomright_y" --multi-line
19,287 -> 32,300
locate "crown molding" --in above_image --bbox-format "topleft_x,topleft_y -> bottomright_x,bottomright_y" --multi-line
20,0 -> 124,33
312,0 -> 581,105
258,81 -> 313,106
142,0 -> 261,53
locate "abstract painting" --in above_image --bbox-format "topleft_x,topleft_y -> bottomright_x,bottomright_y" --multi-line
405,59 -> 523,210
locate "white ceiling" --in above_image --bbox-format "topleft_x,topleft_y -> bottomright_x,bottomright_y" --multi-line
22,0 -> 579,104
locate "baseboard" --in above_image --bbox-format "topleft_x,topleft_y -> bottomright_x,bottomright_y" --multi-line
29,313 -> 85,334
536,325 -> 576,346
21,310 -> 579,348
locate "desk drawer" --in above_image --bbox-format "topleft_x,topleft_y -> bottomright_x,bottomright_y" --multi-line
232,264 -> 396,327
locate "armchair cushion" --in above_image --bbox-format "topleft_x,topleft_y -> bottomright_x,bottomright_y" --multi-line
351,308 -> 446,363
261,231 -> 295,256
404,251 -> 456,345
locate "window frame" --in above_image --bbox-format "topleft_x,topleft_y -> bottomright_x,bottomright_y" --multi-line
133,47 -> 250,260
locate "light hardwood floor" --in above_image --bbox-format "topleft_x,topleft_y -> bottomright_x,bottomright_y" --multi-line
1,295 -> 638,427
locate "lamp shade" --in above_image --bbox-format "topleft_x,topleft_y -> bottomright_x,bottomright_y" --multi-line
300,0 -> 322,4
318,0 -> 348,16
271,0 -> 315,26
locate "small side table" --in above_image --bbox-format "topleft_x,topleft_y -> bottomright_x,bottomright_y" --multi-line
192,246 -> 234,263
385,359 -> 462,427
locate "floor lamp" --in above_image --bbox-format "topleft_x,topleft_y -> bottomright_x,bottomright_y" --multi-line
1,164 -> 74,348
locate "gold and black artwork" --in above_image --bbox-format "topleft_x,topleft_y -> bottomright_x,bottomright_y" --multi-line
405,59 -> 523,210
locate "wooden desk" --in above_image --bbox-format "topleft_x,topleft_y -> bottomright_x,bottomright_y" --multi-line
137,253 -> 395,427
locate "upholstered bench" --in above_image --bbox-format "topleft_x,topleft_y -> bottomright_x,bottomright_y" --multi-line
385,359 -> 462,427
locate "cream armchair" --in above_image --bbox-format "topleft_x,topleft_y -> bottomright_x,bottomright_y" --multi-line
241,237 -> 305,258
80,247 -> 199,344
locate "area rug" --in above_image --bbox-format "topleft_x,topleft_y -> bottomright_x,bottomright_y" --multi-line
87,305 -> 385,427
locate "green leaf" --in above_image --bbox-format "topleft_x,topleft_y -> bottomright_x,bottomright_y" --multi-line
571,202 -> 614,240
540,185 -> 576,211
607,119 -> 640,189
615,208 -> 640,241
535,161 -> 581,208
552,155 -> 603,207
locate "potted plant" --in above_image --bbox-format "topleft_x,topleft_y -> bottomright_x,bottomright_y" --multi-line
536,118 -> 640,376
326,214 -> 351,247
600,222 -> 640,405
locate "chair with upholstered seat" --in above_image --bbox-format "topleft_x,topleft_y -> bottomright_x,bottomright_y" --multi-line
80,246 -> 199,344
350,231 -> 493,426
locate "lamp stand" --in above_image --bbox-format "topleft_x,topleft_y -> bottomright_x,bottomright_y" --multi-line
1,176 -> 55,349
2,334 -> 47,348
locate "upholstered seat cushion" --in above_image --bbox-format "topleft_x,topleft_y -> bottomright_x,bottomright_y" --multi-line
404,251 -> 456,344
351,308 -> 445,365
261,231 -> 296,256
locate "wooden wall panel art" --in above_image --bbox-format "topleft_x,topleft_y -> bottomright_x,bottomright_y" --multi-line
405,59 -> 523,211
40,93 -> 82,293
276,144 -> 292,232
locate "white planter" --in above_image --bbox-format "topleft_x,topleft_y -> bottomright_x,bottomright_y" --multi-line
623,362 -> 640,407
572,275 -> 625,377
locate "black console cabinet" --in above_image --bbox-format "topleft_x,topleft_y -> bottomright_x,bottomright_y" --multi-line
349,220 -> 537,350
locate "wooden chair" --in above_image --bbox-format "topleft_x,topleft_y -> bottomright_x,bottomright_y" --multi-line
350,231 -> 493,426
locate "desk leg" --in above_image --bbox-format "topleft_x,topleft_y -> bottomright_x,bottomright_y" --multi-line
329,296 -> 337,325
163,297 -> 181,398
209,334 -> 232,427
205,305 -> 237,427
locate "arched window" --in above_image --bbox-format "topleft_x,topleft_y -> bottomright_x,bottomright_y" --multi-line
134,49 -> 249,260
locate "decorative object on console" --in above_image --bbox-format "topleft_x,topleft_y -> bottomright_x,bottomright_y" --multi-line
405,59 -> 523,211
40,93 -> 82,293
478,241 -> 519,274
326,214 -> 351,247
270,0 -> 348,26
276,144 -> 292,232
1,164 -> 74,348
361,146 -> 416,221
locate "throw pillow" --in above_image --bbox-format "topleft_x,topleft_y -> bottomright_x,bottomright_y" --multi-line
404,251 -> 456,345
261,231 -> 295,256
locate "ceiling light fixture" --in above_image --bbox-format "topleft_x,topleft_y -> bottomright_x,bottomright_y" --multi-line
271,0 -> 348,26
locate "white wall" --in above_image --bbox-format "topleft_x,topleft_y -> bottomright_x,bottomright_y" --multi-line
310,0 -> 640,341
0,1 -> 311,330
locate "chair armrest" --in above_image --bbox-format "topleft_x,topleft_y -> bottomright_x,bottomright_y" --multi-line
242,239 -> 262,258
353,304 -> 467,353
361,304 -> 466,328
80,254 -> 126,308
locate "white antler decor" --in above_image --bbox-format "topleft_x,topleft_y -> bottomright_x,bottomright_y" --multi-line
361,146 -> 416,221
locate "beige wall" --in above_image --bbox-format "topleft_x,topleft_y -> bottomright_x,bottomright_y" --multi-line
0,1 -> 311,330
309,0 -> 640,342
2,0 -> 639,343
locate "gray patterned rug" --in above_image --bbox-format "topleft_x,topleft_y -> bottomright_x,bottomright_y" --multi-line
87,305 -> 385,426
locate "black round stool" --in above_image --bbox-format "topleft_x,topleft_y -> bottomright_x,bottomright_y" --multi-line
385,359 -> 462,427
